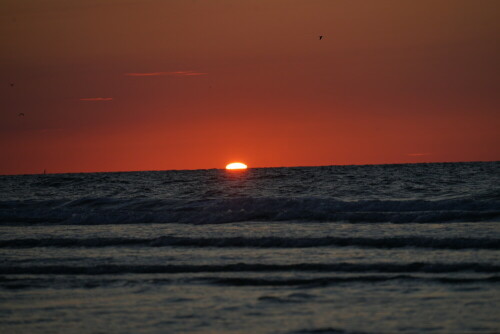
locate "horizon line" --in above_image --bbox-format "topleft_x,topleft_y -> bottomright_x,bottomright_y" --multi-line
1,160 -> 498,176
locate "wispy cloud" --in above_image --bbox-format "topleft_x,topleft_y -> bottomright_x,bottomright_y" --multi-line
80,98 -> 113,101
407,153 -> 430,156
125,71 -> 208,77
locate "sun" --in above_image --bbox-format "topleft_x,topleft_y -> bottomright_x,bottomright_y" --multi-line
226,162 -> 248,170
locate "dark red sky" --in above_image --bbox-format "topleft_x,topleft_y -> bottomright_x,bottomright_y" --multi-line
1,0 -> 499,174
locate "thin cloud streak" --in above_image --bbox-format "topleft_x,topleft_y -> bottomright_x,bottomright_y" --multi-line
80,98 -> 113,101
125,71 -> 208,77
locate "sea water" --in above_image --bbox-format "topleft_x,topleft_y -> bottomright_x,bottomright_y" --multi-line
0,162 -> 499,334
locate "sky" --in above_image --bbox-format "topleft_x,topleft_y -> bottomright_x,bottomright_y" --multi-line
1,0 -> 499,174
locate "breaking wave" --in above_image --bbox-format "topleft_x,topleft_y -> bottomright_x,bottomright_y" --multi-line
0,196 -> 498,225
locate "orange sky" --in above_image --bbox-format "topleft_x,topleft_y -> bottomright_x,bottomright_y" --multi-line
1,0 -> 499,174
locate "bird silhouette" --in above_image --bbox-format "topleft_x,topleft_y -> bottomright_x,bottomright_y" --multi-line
18,113 -> 24,117
319,35 -> 323,40
10,83 -> 14,87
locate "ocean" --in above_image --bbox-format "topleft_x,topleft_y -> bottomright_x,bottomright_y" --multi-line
0,162 -> 499,334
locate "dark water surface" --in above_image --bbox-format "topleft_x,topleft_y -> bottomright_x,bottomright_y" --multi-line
1,162 -> 499,333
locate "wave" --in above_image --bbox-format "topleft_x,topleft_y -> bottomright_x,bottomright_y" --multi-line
2,275 -> 498,292
289,327 -> 371,334
0,196 -> 499,225
7,274 -> 488,287
1,262 -> 499,275
207,276 -> 500,286
1,235 -> 499,250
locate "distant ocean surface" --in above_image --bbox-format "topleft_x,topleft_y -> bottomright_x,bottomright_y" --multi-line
1,162 -> 499,334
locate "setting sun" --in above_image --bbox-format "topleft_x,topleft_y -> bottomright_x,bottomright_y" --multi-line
225,162 -> 248,170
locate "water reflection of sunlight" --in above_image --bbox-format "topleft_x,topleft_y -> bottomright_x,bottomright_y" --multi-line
224,167 -> 249,180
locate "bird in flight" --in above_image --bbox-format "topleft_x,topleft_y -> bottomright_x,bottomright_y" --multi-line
18,113 -> 24,116
10,83 -> 14,87
319,35 -> 323,40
